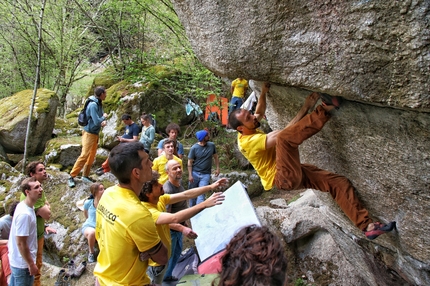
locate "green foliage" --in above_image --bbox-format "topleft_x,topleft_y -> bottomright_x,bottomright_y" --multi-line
294,278 -> 307,286
0,0 -> 196,106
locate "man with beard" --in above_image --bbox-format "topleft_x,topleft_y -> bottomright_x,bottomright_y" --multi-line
187,129 -> 220,207
228,82 -> 395,240
94,142 -> 167,285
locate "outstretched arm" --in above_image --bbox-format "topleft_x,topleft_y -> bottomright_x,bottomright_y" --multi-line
265,92 -> 320,150
169,178 -> 228,204
156,192 -> 225,225
254,82 -> 271,121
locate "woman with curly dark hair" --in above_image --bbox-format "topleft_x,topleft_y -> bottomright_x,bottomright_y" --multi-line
213,225 -> 288,286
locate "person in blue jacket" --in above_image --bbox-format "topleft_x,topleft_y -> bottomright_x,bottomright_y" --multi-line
68,86 -> 108,188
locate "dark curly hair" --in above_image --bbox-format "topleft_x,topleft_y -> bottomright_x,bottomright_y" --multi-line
213,225 -> 288,286
165,123 -> 180,135
139,170 -> 161,202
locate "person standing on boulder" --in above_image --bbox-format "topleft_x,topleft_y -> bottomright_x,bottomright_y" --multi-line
228,82 -> 395,240
229,78 -> 248,116
68,86 -> 108,188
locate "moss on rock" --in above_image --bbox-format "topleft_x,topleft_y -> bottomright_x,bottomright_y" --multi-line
0,88 -> 57,132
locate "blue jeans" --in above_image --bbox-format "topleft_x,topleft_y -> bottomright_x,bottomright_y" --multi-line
10,266 -> 34,286
164,230 -> 183,279
188,172 -> 211,207
229,96 -> 243,116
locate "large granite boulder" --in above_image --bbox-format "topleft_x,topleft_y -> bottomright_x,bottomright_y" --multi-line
257,190 -> 425,285
170,1 -> 430,285
0,89 -> 59,155
171,0 -> 429,111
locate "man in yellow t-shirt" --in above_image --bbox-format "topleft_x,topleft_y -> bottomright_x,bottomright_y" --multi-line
229,82 -> 395,241
152,139 -> 182,184
94,142 -> 168,286
140,170 -> 227,284
229,78 -> 248,116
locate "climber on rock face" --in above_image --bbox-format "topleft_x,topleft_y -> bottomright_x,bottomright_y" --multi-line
228,82 -> 396,240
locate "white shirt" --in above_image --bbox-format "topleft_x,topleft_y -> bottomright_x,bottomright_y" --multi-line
8,201 -> 37,269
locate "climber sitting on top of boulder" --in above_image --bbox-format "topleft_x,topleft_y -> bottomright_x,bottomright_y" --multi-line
228,82 -> 396,240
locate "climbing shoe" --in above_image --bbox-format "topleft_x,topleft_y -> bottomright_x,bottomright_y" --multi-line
364,221 -> 396,240
320,93 -> 343,109
67,177 -> 76,188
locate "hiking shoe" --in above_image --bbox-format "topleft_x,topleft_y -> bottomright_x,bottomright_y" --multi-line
364,221 -> 396,240
67,177 -> 76,188
95,167 -> 105,176
88,252 -> 96,263
81,176 -> 94,183
320,93 -> 343,109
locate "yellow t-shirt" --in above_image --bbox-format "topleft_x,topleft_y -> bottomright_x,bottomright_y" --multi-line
152,155 -> 182,184
94,185 -> 161,286
231,78 -> 248,98
238,130 -> 277,190
142,194 -> 172,267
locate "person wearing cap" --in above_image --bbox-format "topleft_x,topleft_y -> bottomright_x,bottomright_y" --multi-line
187,129 -> 220,207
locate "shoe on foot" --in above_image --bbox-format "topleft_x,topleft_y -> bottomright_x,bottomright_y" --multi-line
67,177 -> 76,188
364,221 -> 396,240
163,276 -> 179,282
95,167 -> 105,176
88,252 -> 96,263
81,176 -> 94,183
320,93 -> 343,109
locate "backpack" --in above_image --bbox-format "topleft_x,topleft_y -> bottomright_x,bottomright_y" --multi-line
78,98 -> 98,126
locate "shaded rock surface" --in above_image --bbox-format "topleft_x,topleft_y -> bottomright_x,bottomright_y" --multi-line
171,0 -> 429,110
257,190 -> 421,285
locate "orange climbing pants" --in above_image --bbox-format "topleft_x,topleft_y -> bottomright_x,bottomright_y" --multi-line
274,105 -> 372,230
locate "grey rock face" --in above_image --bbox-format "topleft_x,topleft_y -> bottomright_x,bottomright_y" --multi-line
170,1 -> 430,284
171,0 -> 429,111
257,190 -> 428,285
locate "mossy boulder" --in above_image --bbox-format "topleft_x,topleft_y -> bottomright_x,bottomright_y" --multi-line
0,89 -> 59,155
43,136 -> 83,169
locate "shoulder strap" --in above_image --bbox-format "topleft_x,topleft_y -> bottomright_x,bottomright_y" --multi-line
83,98 -> 100,110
